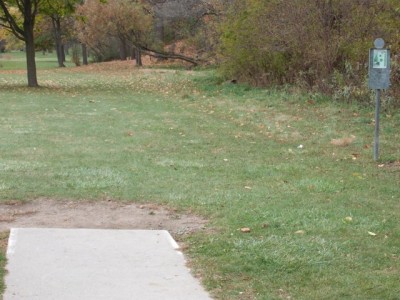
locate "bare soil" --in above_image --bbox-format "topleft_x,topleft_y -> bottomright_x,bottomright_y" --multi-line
0,199 -> 208,239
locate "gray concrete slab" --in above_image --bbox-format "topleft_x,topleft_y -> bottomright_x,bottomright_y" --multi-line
4,228 -> 212,300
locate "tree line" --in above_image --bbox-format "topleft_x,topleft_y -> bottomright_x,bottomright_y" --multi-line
1,0 -> 400,107
0,0 -> 215,86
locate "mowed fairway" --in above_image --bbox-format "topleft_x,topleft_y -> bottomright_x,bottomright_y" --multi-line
0,57 -> 400,299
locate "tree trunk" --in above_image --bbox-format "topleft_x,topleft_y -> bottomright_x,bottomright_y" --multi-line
155,15 -> 164,44
82,43 -> 88,65
119,38 -> 128,60
61,44 -> 66,62
25,40 -> 38,87
52,17 -> 65,67
24,12 -> 38,87
135,47 -> 142,67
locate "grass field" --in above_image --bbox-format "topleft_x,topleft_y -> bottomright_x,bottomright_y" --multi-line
0,55 -> 399,299
0,51 -> 75,70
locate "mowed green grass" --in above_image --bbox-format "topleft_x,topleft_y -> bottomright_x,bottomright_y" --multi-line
0,51 -> 75,70
0,59 -> 399,299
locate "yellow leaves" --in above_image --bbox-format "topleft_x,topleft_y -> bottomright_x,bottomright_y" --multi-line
76,0 -> 153,58
341,216 -> 381,238
352,172 -> 366,180
344,216 -> 353,223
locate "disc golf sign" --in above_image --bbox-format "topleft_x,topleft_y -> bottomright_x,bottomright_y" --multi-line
368,38 -> 390,90
368,38 -> 391,161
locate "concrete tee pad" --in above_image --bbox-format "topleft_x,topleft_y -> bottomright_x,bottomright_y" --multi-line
4,228 -> 212,300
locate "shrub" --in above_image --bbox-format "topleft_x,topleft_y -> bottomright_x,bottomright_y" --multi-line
218,0 -> 400,108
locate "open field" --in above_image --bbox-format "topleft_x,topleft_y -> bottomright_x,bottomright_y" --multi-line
0,58 -> 399,299
0,51 -> 75,70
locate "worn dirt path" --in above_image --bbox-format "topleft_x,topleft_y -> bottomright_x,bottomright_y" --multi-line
0,199 -> 207,239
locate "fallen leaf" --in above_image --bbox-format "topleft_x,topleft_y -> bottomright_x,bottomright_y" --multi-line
240,228 -> 251,233
344,216 -> 353,222
352,173 -> 364,180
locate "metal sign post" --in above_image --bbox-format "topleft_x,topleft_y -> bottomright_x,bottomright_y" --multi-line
368,38 -> 390,161
374,89 -> 381,161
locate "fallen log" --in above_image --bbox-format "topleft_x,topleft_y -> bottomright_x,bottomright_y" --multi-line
140,45 -> 201,66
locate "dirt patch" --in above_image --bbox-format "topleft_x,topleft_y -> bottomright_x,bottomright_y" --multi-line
380,160 -> 400,170
0,199 -> 208,239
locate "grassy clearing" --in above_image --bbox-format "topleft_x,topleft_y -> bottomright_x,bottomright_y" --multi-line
0,59 -> 399,299
0,51 -> 75,70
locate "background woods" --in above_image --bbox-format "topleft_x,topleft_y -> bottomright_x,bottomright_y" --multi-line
219,0 -> 400,107
1,0 -> 400,106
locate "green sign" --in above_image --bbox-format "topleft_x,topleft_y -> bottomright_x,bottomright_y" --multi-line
373,50 -> 387,69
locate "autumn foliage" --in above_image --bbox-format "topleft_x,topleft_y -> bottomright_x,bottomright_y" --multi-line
218,0 -> 400,107
75,0 -> 153,62
2,0 -> 400,104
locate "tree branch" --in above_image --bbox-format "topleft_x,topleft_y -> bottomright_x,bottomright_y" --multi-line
140,45 -> 201,66
0,0 -> 25,40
